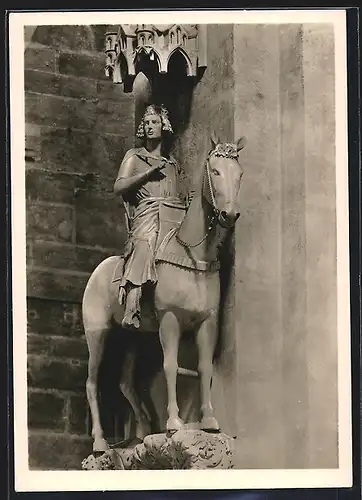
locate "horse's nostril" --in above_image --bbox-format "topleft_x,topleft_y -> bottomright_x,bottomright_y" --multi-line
235,212 -> 240,220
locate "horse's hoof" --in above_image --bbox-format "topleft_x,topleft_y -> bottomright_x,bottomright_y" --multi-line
93,438 -> 110,452
166,416 -> 184,432
200,417 -> 220,432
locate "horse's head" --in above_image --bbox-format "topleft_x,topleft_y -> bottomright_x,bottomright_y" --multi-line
203,134 -> 245,229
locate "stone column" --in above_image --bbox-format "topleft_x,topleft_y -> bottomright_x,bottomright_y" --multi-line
278,24 -> 310,469
303,23 -> 338,468
232,22 -> 338,469
233,24 -> 285,468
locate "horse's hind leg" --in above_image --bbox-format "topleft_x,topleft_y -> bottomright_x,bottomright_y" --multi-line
119,342 -> 151,442
82,256 -> 120,452
196,316 -> 220,431
86,327 -> 109,452
159,311 -> 184,432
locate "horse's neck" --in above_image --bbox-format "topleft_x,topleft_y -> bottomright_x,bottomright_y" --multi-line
177,192 -> 205,242
177,193 -> 226,263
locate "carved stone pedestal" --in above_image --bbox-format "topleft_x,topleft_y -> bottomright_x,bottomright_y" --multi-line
82,430 -> 235,470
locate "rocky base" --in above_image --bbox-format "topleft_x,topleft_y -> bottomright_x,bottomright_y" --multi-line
82,430 -> 235,470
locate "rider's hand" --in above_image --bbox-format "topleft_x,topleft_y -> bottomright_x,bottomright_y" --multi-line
148,162 -> 166,180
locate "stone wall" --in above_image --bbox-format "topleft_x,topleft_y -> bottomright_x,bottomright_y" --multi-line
25,26 -> 134,469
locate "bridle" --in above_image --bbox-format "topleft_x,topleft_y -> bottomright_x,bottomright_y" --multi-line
176,149 -> 228,249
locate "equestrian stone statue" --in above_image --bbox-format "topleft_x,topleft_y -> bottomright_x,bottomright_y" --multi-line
82,103 -> 245,454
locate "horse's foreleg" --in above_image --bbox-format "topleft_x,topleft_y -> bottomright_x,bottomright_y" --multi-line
159,311 -> 184,432
119,345 -> 151,441
196,316 -> 220,431
86,328 -> 109,452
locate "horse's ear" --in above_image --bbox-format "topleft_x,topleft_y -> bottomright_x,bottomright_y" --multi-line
210,131 -> 220,150
236,136 -> 246,151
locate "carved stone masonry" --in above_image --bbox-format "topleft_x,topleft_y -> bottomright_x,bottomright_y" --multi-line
82,430 -> 235,470
104,24 -> 207,87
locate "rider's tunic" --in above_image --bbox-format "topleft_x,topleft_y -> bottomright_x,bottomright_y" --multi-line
116,147 -> 185,295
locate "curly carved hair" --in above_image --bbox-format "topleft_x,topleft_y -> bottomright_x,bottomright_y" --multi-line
136,104 -> 174,139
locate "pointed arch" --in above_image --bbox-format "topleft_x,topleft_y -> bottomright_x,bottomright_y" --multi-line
134,47 -> 165,74
167,47 -> 193,76
117,51 -> 129,76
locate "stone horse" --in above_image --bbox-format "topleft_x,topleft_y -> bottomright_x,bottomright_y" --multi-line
82,137 -> 245,452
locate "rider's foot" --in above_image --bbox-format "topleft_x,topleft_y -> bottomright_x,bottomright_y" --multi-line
121,311 -> 140,330
133,312 -> 140,328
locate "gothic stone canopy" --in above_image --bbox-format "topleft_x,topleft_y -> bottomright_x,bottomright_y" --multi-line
104,24 -> 207,85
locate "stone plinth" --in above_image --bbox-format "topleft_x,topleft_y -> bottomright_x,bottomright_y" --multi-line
82,430 -> 235,470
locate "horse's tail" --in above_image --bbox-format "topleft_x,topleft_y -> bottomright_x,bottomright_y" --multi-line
82,255 -> 120,333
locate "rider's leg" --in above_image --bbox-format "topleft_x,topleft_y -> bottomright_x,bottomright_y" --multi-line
122,284 -> 142,329
119,237 -> 157,329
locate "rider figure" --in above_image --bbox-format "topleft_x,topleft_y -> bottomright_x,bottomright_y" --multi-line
114,104 -> 186,330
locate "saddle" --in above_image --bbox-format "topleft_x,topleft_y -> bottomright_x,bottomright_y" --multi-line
112,201 -> 187,284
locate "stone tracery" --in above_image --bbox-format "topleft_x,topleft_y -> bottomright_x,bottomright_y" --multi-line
104,24 -> 207,88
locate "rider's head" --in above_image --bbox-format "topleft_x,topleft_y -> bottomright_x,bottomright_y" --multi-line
136,104 -> 174,141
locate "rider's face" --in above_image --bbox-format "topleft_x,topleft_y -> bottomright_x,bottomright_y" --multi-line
144,114 -> 162,140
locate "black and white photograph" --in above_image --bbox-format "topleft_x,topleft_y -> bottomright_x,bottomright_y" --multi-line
9,9 -> 353,492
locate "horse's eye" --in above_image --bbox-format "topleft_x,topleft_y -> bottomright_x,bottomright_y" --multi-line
212,169 -> 220,176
